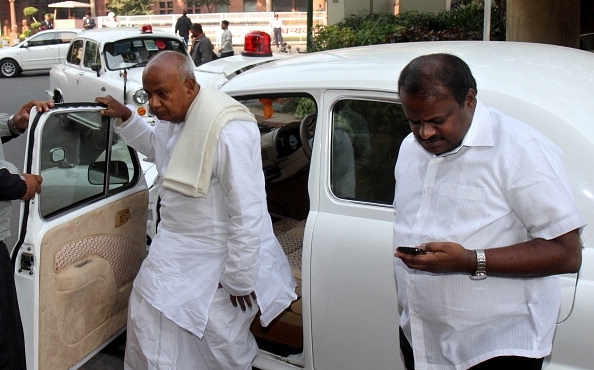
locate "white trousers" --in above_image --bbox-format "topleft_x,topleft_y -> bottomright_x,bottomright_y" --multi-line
124,288 -> 259,370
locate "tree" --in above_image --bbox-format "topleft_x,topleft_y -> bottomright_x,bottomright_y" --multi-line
186,0 -> 230,13
107,0 -> 154,16
23,6 -> 40,23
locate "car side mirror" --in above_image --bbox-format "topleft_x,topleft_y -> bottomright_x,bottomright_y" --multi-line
22,41 -> 29,48
50,148 -> 66,163
88,160 -> 130,185
91,63 -> 101,77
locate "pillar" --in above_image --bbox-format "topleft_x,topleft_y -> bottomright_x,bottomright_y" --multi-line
506,0 -> 580,48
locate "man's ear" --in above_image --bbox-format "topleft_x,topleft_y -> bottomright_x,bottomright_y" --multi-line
465,88 -> 477,110
185,78 -> 198,94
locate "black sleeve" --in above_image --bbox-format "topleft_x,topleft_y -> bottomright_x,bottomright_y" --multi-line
2,132 -> 19,144
0,168 -> 27,201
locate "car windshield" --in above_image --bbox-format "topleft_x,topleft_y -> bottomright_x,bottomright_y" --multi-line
103,37 -> 186,70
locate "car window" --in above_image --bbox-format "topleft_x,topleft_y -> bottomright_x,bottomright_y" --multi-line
236,95 -> 316,183
331,99 -> 410,205
38,111 -> 137,218
103,37 -> 186,70
59,31 -> 77,44
26,32 -> 57,47
83,41 -> 100,69
67,39 -> 84,66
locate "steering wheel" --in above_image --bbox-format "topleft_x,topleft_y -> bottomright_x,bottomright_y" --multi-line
299,113 -> 317,160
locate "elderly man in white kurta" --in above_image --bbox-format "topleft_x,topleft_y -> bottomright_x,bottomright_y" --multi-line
97,51 -> 296,369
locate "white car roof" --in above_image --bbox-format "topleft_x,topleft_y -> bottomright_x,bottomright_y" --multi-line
222,40 -> 593,140
73,27 -> 183,44
222,41 -> 594,241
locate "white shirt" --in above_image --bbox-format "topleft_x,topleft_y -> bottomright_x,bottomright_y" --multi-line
219,28 -> 233,52
271,18 -> 282,28
115,112 -> 296,338
393,101 -> 585,369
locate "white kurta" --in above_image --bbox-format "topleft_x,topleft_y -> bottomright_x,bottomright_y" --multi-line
393,101 -> 585,369
115,110 -> 296,339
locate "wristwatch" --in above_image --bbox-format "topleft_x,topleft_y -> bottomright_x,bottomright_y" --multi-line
7,115 -> 24,136
470,249 -> 487,280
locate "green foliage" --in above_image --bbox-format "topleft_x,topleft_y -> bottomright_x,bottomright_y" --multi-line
31,22 -> 42,30
107,0 -> 154,15
19,29 -> 32,40
186,0 -> 230,13
295,98 -> 317,119
311,0 -> 506,52
23,7 -> 39,17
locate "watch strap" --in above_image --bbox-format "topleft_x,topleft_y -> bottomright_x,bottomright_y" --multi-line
470,249 -> 487,280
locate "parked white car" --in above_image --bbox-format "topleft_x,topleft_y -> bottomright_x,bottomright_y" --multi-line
0,29 -> 80,77
13,41 -> 594,370
48,26 -> 187,120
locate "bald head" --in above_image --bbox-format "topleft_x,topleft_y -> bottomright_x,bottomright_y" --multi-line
144,51 -> 196,83
142,51 -> 199,123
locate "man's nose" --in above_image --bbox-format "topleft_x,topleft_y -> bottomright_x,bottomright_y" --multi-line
418,122 -> 436,139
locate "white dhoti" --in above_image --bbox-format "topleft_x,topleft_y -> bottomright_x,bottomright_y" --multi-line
124,288 -> 259,370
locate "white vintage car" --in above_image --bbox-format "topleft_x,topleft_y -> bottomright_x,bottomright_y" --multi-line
0,29 -> 80,78
13,41 -> 594,369
48,26 -> 187,119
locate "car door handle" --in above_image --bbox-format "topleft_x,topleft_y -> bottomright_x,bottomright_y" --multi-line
78,72 -> 84,76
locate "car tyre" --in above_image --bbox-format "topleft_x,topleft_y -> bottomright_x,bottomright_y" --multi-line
0,59 -> 21,78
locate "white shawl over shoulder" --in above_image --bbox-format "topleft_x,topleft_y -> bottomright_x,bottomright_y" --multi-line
163,87 -> 256,197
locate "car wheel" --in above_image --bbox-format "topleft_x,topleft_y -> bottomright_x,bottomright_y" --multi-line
0,59 -> 21,78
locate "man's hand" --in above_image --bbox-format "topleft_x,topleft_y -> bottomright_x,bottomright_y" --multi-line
230,291 -> 257,311
95,95 -> 133,121
13,100 -> 55,132
395,242 -> 476,274
20,173 -> 43,200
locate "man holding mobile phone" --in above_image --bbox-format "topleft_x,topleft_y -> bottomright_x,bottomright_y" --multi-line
392,54 -> 584,370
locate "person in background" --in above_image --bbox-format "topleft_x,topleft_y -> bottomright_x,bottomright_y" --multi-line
270,14 -> 283,48
1,100 -> 51,370
190,23 -> 214,66
96,51 -> 296,369
40,14 -> 53,30
83,12 -> 95,30
105,11 -> 119,28
218,20 -> 234,58
316,4 -> 324,11
175,10 -> 193,45
393,53 -> 584,370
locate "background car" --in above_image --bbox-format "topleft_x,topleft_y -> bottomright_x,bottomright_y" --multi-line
48,26 -> 187,121
0,28 -> 79,78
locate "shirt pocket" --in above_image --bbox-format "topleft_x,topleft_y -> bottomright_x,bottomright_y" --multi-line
437,183 -> 486,239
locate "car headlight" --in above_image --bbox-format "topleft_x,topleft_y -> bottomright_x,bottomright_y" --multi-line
133,89 -> 149,105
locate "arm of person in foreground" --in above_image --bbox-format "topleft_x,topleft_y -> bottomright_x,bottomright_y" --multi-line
396,229 -> 582,278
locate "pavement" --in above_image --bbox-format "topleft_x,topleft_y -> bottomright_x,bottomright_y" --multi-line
79,333 -> 125,370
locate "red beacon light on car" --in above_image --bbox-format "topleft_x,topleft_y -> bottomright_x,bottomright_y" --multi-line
242,31 -> 272,57
141,25 -> 153,34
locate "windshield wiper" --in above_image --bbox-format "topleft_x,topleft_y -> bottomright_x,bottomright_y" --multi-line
127,61 -> 149,68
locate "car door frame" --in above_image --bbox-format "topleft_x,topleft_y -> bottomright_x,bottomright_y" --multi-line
304,89 -> 405,370
13,104 -> 148,370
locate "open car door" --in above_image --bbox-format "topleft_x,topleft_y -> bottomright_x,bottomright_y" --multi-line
12,104 -> 148,370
